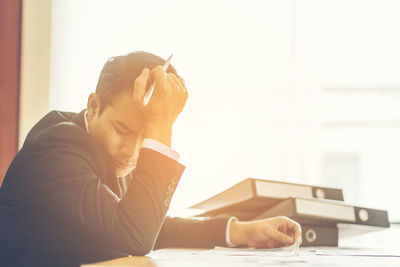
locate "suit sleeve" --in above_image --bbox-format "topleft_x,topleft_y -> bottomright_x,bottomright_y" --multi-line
26,124 -> 185,257
154,216 -> 230,249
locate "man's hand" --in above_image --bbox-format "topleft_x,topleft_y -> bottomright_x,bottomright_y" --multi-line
133,66 -> 188,147
229,216 -> 302,248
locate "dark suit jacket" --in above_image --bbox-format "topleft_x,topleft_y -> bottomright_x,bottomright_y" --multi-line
0,110 -> 229,267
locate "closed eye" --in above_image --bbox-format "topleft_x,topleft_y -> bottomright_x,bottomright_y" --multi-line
115,127 -> 129,135
114,120 -> 138,135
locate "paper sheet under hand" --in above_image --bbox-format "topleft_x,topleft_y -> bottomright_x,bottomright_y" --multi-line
150,247 -> 307,266
192,240 -> 306,264
213,238 -> 301,256
195,249 -> 306,265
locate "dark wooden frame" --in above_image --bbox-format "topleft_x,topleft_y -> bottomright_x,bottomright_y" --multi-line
0,0 -> 22,185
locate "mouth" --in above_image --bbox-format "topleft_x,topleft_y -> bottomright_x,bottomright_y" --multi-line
114,159 -> 135,169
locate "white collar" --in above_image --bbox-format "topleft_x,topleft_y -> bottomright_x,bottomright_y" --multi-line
83,110 -> 89,134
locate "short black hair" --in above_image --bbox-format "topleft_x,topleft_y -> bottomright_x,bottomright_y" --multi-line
95,51 -> 178,113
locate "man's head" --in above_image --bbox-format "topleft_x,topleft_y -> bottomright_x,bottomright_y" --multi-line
86,51 -> 178,177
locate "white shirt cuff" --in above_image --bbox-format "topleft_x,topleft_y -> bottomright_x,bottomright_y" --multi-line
141,138 -> 180,161
225,216 -> 239,247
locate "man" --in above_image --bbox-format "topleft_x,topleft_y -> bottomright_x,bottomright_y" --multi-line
0,51 -> 301,266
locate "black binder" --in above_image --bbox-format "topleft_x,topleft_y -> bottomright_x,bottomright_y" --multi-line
301,225 -> 338,247
192,178 -> 344,218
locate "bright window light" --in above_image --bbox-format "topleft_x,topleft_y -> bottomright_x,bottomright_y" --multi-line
49,0 -> 400,219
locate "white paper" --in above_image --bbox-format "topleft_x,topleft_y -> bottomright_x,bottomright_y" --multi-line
146,246 -> 400,267
149,247 -> 307,265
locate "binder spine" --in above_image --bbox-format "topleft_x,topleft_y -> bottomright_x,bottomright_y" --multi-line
312,186 -> 344,201
301,225 -> 338,247
353,207 -> 390,227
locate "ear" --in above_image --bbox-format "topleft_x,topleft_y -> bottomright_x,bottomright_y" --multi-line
87,93 -> 101,120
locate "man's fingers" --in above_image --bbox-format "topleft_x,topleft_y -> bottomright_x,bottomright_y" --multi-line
168,73 -> 188,108
266,229 -> 294,246
281,217 -> 302,243
151,65 -> 168,95
292,224 -> 302,243
177,76 -> 188,102
133,68 -> 150,103
173,75 -> 187,94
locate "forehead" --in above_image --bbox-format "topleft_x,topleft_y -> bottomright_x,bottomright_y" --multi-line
104,93 -> 145,130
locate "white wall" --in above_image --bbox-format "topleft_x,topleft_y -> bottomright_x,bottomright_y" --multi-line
19,0 -> 52,147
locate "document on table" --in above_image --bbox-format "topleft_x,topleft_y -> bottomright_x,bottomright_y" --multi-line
197,248 -> 306,264
196,241 -> 306,264
213,237 -> 301,256
150,241 -> 307,266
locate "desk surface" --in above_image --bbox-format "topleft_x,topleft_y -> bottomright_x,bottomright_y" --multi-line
82,248 -> 400,267
83,226 -> 400,267
82,256 -> 154,266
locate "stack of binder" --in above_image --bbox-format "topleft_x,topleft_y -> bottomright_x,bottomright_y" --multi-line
190,178 -> 389,247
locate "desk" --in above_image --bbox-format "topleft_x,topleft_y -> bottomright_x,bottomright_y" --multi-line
83,225 -> 400,267
82,247 -> 400,267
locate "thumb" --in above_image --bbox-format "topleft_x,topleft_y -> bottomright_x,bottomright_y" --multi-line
133,68 -> 150,103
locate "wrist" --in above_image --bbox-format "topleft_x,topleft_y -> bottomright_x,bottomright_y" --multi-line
229,221 -> 246,246
144,121 -> 173,147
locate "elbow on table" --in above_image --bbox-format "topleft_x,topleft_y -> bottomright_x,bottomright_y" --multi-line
133,247 -> 152,256
125,234 -> 155,256
128,239 -> 154,256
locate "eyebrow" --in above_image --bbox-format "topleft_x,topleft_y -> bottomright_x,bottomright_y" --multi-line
115,120 -> 138,134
